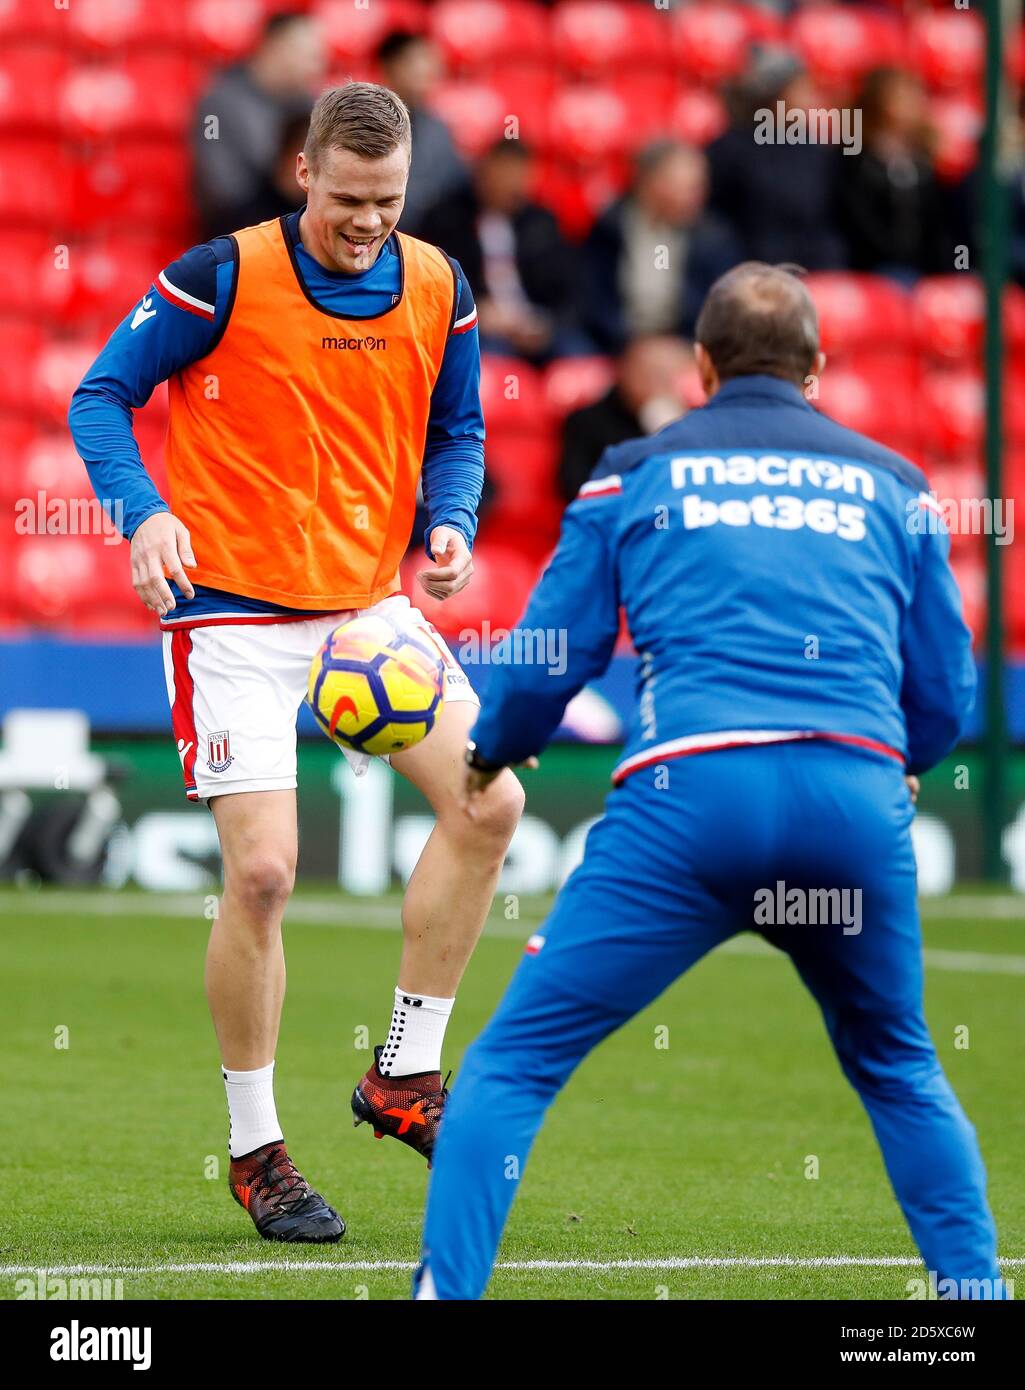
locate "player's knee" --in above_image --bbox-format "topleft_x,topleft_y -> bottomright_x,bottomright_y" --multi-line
227,852 -> 296,922
459,771 -> 524,848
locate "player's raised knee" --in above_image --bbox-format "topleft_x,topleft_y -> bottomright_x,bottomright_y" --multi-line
464,770 -> 524,844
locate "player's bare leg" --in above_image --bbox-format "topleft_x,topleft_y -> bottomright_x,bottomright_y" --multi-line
208,790 -> 296,1069
392,701 -> 524,995
351,700 -> 524,1162
209,788 -> 343,1241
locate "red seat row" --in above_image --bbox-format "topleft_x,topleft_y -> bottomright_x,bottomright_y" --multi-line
0,54 -> 985,183
0,1 -> 988,93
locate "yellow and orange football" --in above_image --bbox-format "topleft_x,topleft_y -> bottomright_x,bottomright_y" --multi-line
307,614 -> 445,756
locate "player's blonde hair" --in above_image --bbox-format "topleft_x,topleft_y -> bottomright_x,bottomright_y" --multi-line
304,82 -> 412,170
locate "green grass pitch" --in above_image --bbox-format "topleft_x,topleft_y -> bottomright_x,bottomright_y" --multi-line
2,886 -> 1022,1301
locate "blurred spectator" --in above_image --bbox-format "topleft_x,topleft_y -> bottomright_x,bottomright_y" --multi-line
192,11 -> 325,239
235,113 -> 309,228
837,68 -> 952,279
420,139 -> 582,361
582,142 -> 741,354
377,30 -> 467,236
707,51 -> 846,271
557,336 -> 696,502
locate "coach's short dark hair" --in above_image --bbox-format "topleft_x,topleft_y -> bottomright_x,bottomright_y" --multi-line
262,10 -> 312,43
376,29 -> 426,66
305,82 -> 411,169
695,262 -> 820,387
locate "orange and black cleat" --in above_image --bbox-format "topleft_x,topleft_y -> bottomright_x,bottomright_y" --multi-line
228,1141 -> 345,1243
351,1046 -> 449,1166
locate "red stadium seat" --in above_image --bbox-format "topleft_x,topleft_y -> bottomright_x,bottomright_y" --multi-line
402,541 -> 541,637
920,459 -> 988,555
0,320 -> 44,414
491,67 -> 555,148
531,156 -> 627,239
929,94 -> 983,182
0,231 -> 53,320
918,369 -> 983,457
924,367 -> 1025,455
60,57 -> 198,140
0,139 -> 65,227
909,9 -> 984,92
0,44 -> 68,132
816,358 -> 921,451
430,1 -> 550,71
39,238 -> 166,331
548,85 -> 634,161
0,417 -> 37,504
67,0 -> 181,52
550,1 -> 669,75
12,532 -> 149,636
0,0 -> 61,40
318,0 -> 427,64
608,73 -> 675,148
790,5 -> 904,89
1005,365 -> 1025,445
673,3 -> 752,84
669,87 -> 730,147
185,0 -> 267,63
481,433 -> 561,536
1005,284 -> 1025,357
428,80 -> 510,158
68,140 -> 192,237
33,337 -> 104,427
18,433 -> 92,504
11,535 -> 102,627
949,549 -> 985,648
805,273 -> 913,358
912,276 -> 983,362
478,355 -> 548,434
543,356 -> 616,421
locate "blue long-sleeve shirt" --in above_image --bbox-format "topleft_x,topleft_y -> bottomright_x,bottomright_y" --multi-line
471,375 -> 976,780
69,208 -> 485,625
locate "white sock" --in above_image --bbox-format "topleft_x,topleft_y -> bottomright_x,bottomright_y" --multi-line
222,1061 -> 283,1158
379,988 -> 454,1076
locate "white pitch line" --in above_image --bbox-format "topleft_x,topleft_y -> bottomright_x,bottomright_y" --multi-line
3,1257 -> 1025,1276
722,934 -> 1025,976
3,892 -> 1025,969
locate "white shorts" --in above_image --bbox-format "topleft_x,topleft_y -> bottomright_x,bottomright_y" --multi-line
161,594 -> 478,803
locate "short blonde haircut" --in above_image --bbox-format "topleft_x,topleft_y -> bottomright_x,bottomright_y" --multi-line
304,82 -> 411,169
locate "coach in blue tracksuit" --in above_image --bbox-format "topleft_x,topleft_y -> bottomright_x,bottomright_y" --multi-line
415,262 -> 1004,1301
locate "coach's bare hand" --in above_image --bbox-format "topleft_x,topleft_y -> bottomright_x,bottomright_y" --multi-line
461,758 -> 538,819
906,775 -> 920,806
131,512 -> 197,617
418,527 -> 473,601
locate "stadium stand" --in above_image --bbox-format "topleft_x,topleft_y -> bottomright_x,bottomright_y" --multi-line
0,0 -> 1019,652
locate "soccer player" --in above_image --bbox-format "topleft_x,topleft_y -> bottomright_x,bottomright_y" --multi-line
69,83 -> 524,1242
415,263 -> 1005,1299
